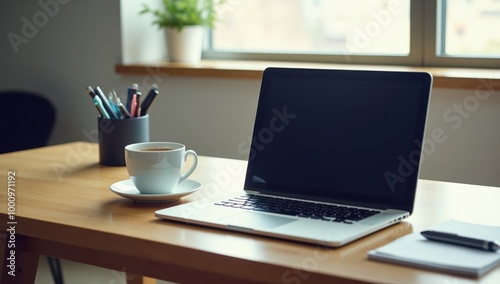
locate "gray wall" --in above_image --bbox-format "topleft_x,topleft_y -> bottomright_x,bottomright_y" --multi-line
1,1 -> 499,187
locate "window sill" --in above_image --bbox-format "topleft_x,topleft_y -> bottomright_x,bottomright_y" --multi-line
115,60 -> 500,90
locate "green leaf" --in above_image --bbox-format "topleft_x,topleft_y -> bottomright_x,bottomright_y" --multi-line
139,0 -> 226,29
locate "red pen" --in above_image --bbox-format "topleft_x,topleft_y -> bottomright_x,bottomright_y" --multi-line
130,94 -> 137,117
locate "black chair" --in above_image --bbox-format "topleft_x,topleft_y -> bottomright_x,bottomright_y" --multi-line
0,90 -> 63,283
0,90 -> 56,153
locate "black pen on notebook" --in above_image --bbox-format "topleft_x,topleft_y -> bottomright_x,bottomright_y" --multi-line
421,230 -> 500,252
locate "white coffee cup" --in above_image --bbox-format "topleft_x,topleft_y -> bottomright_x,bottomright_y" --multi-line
125,142 -> 198,194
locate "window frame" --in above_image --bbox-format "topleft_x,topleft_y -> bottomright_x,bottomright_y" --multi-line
202,0 -> 499,69
423,0 -> 500,68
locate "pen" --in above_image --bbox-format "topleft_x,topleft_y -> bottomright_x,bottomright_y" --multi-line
95,86 -> 119,119
94,105 -> 104,117
108,92 -> 122,118
421,230 -> 500,252
111,90 -> 121,104
135,91 -> 142,117
130,94 -> 137,117
126,83 -> 138,112
86,86 -> 97,99
118,102 -> 131,119
93,96 -> 110,119
141,87 -> 158,115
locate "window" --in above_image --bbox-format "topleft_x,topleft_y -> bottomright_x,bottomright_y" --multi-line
204,0 -> 500,68
440,0 -> 500,57
212,0 -> 410,55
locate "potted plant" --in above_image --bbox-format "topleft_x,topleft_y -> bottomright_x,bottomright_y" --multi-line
140,0 -> 225,62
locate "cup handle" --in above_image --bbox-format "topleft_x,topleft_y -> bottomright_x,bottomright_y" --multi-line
179,149 -> 198,184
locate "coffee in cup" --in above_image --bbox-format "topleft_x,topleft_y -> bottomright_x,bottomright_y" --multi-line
125,142 -> 198,194
140,147 -> 173,152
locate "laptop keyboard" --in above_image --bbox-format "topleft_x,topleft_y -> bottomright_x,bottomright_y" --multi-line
215,194 -> 381,224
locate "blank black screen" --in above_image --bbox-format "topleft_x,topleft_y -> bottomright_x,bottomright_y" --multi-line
245,68 -> 432,212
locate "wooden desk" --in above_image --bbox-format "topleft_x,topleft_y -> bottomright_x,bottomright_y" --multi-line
1,142 -> 500,284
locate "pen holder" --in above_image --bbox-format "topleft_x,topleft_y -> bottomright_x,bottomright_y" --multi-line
98,115 -> 149,166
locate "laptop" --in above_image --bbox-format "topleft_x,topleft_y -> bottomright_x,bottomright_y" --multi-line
156,67 -> 432,247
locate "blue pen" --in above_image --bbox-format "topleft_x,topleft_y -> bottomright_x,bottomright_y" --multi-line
94,96 -> 110,119
95,86 -> 118,119
108,91 -> 122,118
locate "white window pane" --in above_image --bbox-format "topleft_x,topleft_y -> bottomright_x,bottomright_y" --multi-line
212,0 -> 410,55
442,0 -> 500,56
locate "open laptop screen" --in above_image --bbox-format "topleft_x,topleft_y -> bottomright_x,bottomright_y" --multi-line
244,68 -> 432,212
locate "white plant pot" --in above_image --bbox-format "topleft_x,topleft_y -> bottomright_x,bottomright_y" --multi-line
165,25 -> 204,63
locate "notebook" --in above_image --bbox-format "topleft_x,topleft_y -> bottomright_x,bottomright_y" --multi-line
156,67 -> 433,247
368,219 -> 500,277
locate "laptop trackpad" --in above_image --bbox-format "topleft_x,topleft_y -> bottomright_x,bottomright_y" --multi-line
220,212 -> 297,229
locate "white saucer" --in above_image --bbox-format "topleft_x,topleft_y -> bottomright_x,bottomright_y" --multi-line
109,179 -> 201,203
